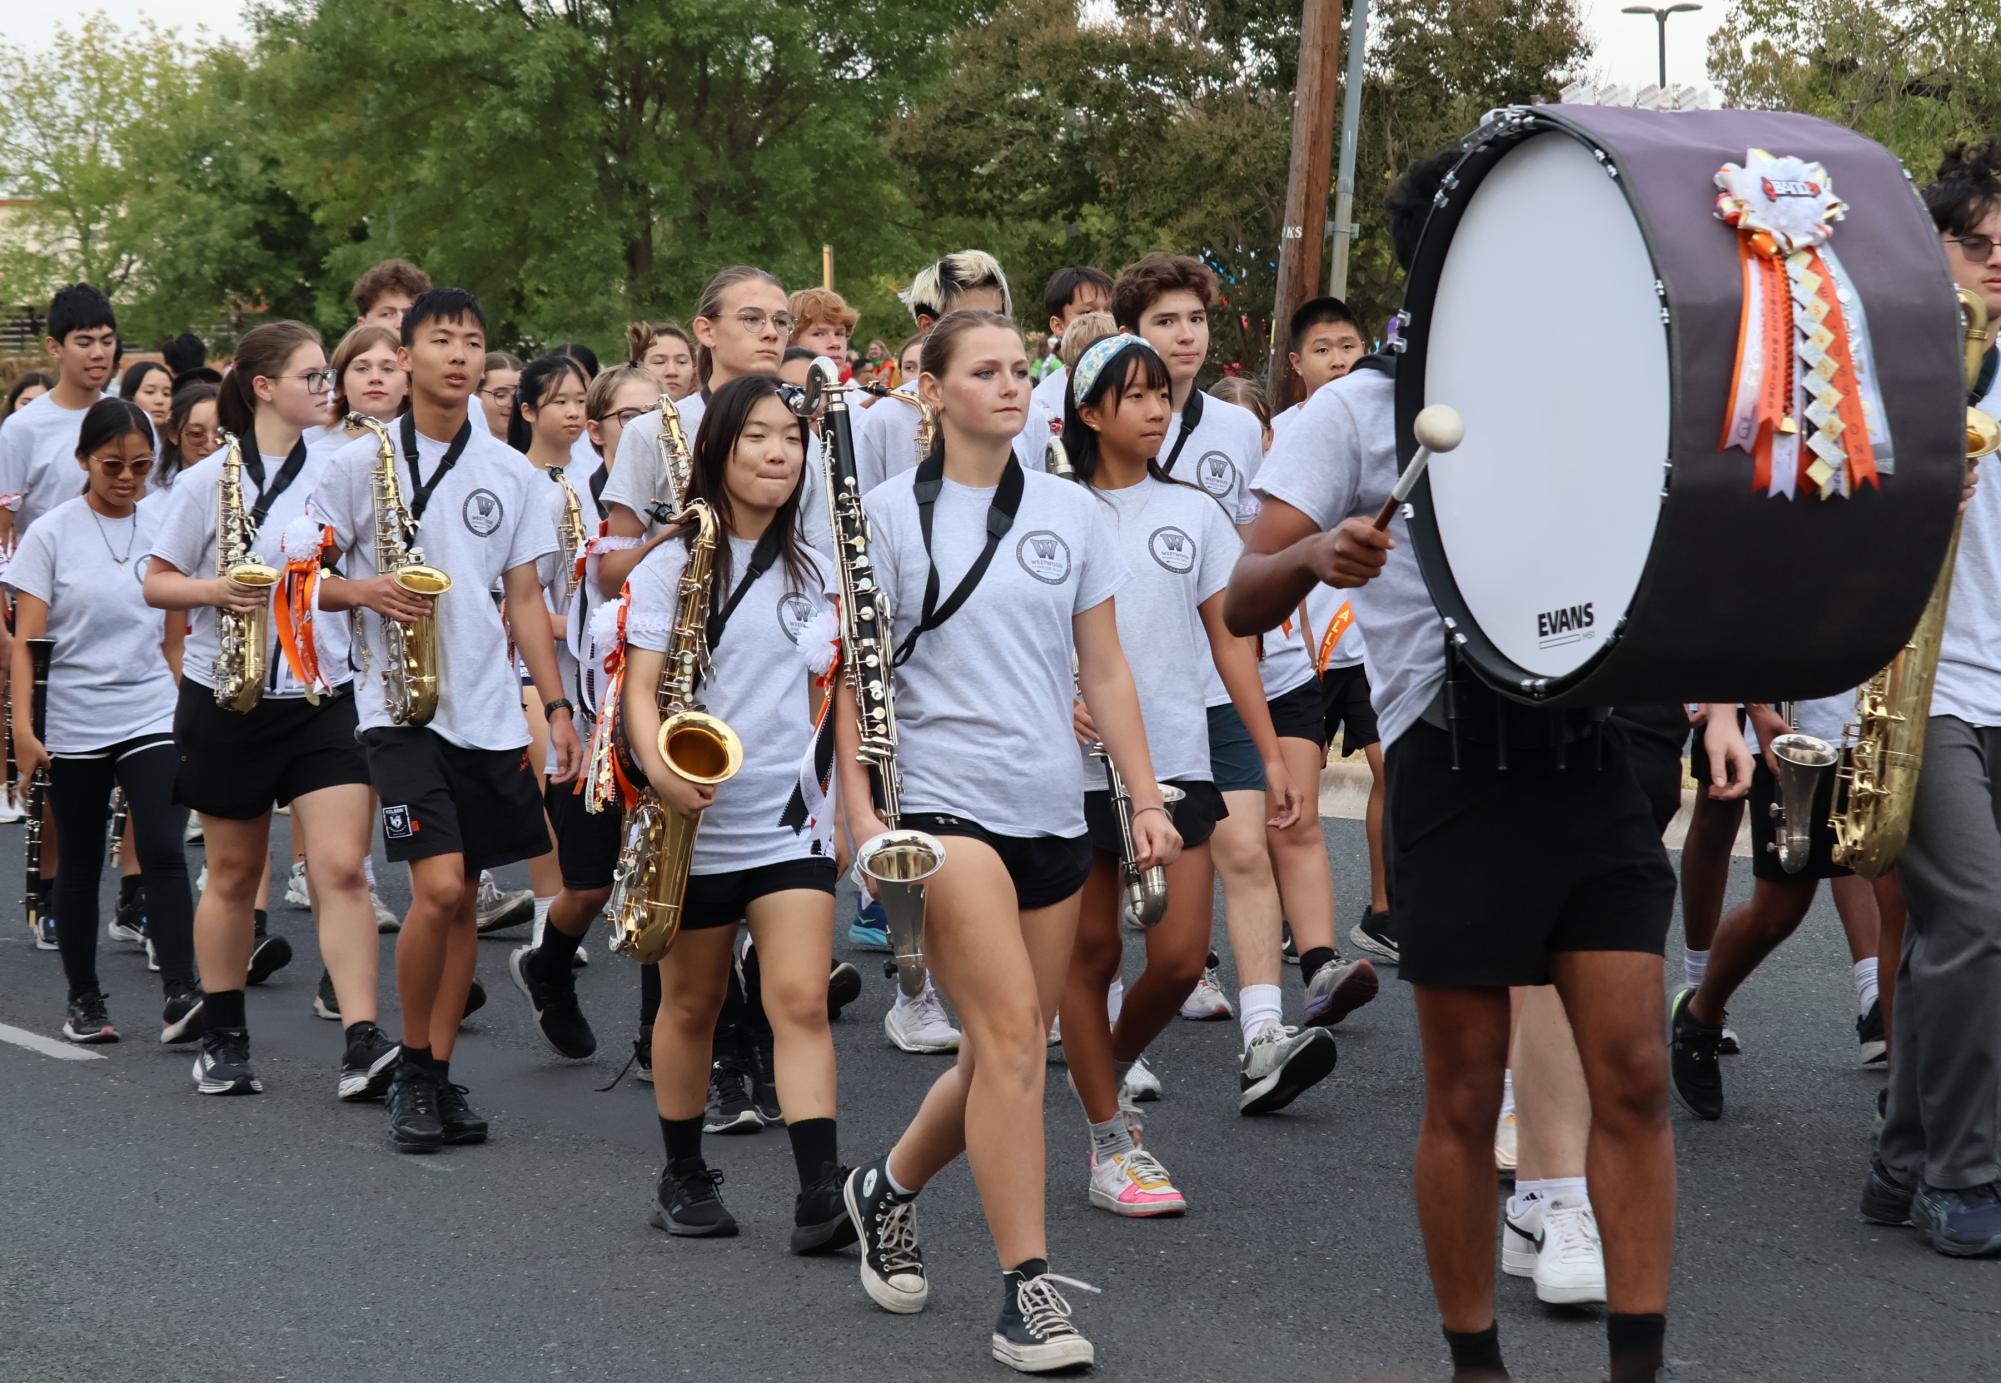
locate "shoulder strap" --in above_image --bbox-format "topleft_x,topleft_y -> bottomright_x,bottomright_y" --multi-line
892,452 -> 1025,668
1159,389 -> 1206,475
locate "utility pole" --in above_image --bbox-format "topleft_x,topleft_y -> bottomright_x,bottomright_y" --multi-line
1327,0 -> 1370,302
1266,0 -> 1342,409
822,244 -> 834,291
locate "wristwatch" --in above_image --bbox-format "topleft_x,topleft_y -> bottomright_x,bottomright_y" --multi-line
543,697 -> 575,718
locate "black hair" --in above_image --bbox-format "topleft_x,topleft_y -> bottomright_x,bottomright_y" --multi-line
75,397 -> 155,463
551,341 -> 600,379
119,360 -> 171,401
159,332 -> 208,379
683,373 -> 816,609
47,283 -> 117,345
1925,141 -> 2001,237
781,346 -> 817,365
157,381 -> 219,489
176,365 -> 223,388
4,372 -> 54,418
1386,150 -> 1462,273
1288,296 -> 1361,352
1057,339 -> 1205,499
1043,265 -> 1113,324
400,287 -> 487,347
507,354 -> 590,453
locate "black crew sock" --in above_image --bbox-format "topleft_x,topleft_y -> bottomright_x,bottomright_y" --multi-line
400,1043 -> 433,1073
786,1117 -> 839,1190
534,915 -> 585,975
205,987 -> 246,1031
434,1057 -> 451,1085
342,1021 -> 372,1046
660,1115 -> 703,1166
1444,1322 -> 1508,1380
1299,946 -> 1336,987
1002,1256 -> 1049,1305
253,909 -> 269,939
1607,1313 -> 1666,1383
119,875 -> 143,904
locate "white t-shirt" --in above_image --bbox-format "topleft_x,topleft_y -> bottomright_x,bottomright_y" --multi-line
1933,370 -> 2001,725
860,386 -> 1047,494
1253,367 -> 1443,749
1080,476 -> 1236,786
466,394 -> 489,435
1747,693 -> 1852,753
0,392 -> 95,539
1016,366 -> 1073,469
865,464 -> 1125,837
600,394 -> 711,536
5,495 -> 175,752
150,439 -> 355,698
1269,402 -> 1365,671
317,423 -> 556,749
625,534 -> 838,873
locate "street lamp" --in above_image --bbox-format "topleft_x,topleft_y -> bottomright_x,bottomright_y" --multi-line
1622,3 -> 1702,90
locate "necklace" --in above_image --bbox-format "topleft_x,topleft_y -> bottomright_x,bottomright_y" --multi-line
89,506 -> 138,565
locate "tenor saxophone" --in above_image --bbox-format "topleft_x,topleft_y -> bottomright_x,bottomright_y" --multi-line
348,413 -> 452,726
1830,286 -> 2001,876
211,431 -> 281,713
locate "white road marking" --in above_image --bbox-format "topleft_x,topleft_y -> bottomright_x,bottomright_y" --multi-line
0,1021 -> 108,1061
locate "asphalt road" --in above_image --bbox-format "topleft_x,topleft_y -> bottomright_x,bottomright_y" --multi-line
0,812 -> 1993,1383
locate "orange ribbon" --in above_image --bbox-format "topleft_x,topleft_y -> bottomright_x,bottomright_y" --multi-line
274,525 -> 333,701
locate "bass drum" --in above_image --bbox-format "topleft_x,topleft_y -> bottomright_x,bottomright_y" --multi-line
1395,104 -> 1963,707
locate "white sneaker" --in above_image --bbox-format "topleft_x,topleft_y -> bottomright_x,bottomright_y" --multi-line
1121,1056 -> 1162,1104
1502,1193 -> 1543,1278
474,871 -> 534,934
1088,1146 -> 1186,1217
1237,1019 -> 1336,1115
1495,1111 -> 1518,1175
1178,967 -> 1232,1021
1533,1199 -> 1607,1305
0,787 -> 23,824
283,861 -> 312,909
184,816 -> 204,844
884,985 -> 960,1054
370,888 -> 401,934
195,865 -> 207,893
145,937 -> 160,974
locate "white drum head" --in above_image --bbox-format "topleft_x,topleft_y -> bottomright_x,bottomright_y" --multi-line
1422,132 -> 1670,682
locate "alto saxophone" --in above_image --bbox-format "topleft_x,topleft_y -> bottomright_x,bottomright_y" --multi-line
647,394 -> 695,524
1831,286 -> 2001,875
349,413 -> 453,726
859,381 -> 936,466
553,468 -> 585,599
810,361 -> 944,996
211,431 -> 281,713
605,499 -> 744,964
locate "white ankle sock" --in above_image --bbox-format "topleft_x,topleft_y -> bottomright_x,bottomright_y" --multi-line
1500,1067 -> 1516,1120
883,1158 -> 916,1197
1237,984 -> 1283,1051
1107,977 -> 1126,1026
533,895 -> 554,926
1854,957 -> 1880,1015
1541,1175 -> 1589,1207
363,856 -> 377,887
1683,946 -> 1709,991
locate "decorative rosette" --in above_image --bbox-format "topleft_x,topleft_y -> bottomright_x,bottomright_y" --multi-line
1714,150 -> 1893,499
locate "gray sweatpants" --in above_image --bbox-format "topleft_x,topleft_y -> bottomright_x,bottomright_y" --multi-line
1880,714 -> 2001,1190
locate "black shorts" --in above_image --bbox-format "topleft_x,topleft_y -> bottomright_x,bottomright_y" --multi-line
1320,664 -> 1380,755
898,812 -> 1092,911
682,857 -> 836,931
1748,749 -> 1851,883
544,779 -> 622,891
360,727 -> 551,874
1385,721 -> 1677,988
1207,680 -> 1325,792
1084,779 -> 1225,854
173,679 -> 370,820
1612,704 -> 1691,839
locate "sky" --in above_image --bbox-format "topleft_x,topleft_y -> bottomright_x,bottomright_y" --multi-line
12,0 -> 1726,91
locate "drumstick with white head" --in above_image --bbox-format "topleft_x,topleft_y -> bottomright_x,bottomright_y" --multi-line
1372,404 -> 1465,530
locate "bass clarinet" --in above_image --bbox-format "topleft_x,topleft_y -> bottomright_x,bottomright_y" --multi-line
21,636 -> 52,936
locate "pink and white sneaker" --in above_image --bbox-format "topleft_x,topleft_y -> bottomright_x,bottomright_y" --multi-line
1088,1147 -> 1187,1217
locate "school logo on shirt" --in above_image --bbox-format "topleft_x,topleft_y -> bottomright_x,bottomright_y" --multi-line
462,488 -> 504,537
777,592 -> 815,644
1195,451 -> 1236,498
1015,529 -> 1073,585
381,804 -> 416,840
1148,526 -> 1197,574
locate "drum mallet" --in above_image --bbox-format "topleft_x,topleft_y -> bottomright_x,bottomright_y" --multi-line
1372,404 -> 1465,529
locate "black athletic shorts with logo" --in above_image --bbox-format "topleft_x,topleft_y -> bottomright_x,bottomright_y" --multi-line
174,679 -> 370,820
1084,778 -> 1226,854
682,857 -> 837,931
544,777 -> 622,891
361,726 -> 550,874
898,812 -> 1092,911
1386,719 -> 1676,988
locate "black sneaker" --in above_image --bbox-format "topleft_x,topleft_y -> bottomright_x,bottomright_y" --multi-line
509,945 -> 597,1059
247,932 -> 293,986
651,1159 -> 738,1237
845,1158 -> 927,1313
437,1078 -> 489,1144
791,1163 -> 860,1255
1668,987 -> 1724,1121
313,969 -> 341,1021
386,1065 -> 446,1152
749,1029 -> 781,1125
1859,1156 -> 1915,1227
63,990 -> 119,1044
1281,920 -> 1299,965
993,1262 -> 1098,1373
109,890 -> 147,945
461,977 -> 487,1023
635,1024 -> 654,1084
192,1027 -> 262,1095
828,960 -> 862,1020
1348,905 -> 1398,964
704,1053 -> 761,1135
338,1022 -> 400,1102
1856,999 -> 1886,1067
1913,1179 -> 2001,1257
160,989 -> 205,1045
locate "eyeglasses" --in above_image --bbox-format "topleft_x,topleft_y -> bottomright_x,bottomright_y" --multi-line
481,386 -> 518,402
272,369 -> 337,391
595,407 -> 649,426
726,310 -> 795,336
87,454 -> 155,478
1950,234 -> 2001,264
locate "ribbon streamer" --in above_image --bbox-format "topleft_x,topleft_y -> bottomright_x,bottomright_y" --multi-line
275,520 -> 333,703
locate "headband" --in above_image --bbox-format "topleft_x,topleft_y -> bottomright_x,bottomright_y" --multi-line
1072,333 -> 1158,407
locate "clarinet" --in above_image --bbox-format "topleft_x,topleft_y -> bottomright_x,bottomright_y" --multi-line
22,637 -> 52,934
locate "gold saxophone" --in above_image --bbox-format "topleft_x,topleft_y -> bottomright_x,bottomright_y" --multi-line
656,394 -> 694,513
211,430 -> 281,713
1831,287 -> 2001,876
553,468 -> 585,600
348,413 -> 452,726
860,381 -> 936,465
605,500 -> 744,964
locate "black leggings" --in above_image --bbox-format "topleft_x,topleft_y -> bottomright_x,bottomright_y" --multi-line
49,736 -> 194,1000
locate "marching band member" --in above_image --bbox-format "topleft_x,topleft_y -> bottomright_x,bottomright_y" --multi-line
839,310 -> 1179,1374
156,381 -> 221,491
477,351 -> 524,439
0,284 -> 121,554
314,288 -> 579,1152
8,399 -> 193,1044
145,321 -> 389,1102
626,321 -> 698,403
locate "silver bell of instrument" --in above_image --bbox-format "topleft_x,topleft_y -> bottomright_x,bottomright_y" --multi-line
1121,784 -> 1185,931
1767,732 -> 1838,875
858,828 -> 946,998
